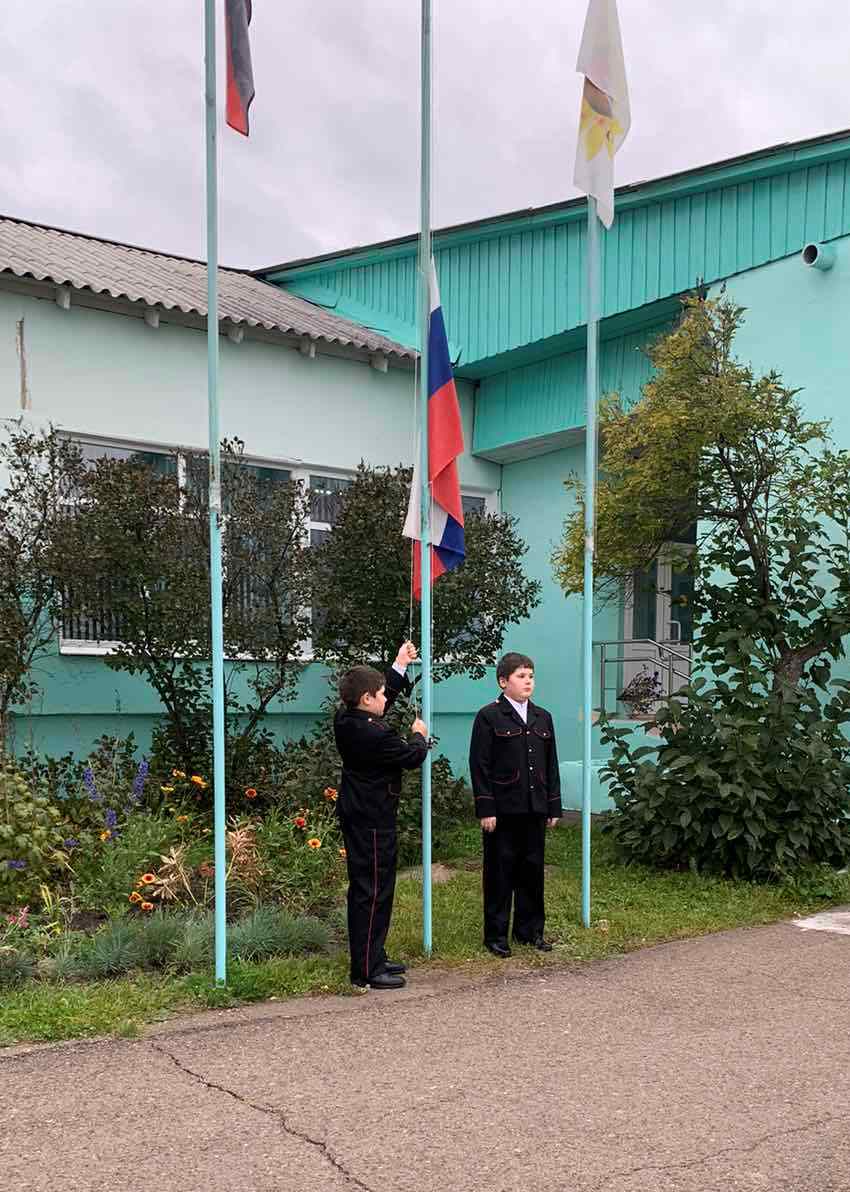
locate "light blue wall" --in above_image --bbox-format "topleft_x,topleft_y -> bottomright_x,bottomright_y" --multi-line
0,288 -> 501,773
499,445 -> 622,809
717,235 -> 850,442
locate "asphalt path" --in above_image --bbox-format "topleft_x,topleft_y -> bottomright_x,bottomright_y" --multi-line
3,916 -> 850,1191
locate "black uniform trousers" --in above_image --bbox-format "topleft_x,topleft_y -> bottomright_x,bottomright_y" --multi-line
482,812 -> 546,945
339,814 -> 398,985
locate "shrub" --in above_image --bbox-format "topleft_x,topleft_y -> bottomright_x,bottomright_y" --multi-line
0,946 -> 36,987
398,754 -> 474,866
74,922 -> 141,979
256,806 -> 346,916
172,913 -> 214,973
134,911 -> 185,970
0,760 -> 66,906
70,813 -> 183,916
601,676 -> 850,880
228,906 -> 310,962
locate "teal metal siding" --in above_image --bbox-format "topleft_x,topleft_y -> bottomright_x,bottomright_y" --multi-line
474,320 -> 668,458
275,139 -> 850,375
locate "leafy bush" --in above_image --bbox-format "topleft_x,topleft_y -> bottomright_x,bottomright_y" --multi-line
398,755 -> 474,866
271,696 -> 474,868
0,760 -> 66,906
70,813 -> 183,915
256,806 -> 346,916
601,675 -> 850,880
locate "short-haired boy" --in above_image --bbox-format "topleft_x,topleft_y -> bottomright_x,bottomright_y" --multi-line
469,652 -> 562,956
335,641 -> 428,990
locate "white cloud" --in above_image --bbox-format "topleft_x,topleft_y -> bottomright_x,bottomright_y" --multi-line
0,0 -> 846,268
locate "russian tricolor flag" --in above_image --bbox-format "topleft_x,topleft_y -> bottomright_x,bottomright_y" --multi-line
404,263 -> 466,598
226,0 -> 255,136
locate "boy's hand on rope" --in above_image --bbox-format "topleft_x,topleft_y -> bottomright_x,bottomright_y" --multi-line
480,817 -> 497,833
395,640 -> 418,669
411,717 -> 428,737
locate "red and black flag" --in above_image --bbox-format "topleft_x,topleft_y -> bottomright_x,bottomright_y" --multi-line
226,0 -> 255,136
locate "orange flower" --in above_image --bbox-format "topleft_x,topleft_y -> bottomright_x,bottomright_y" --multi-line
307,837 -> 322,850
323,787 -> 338,802
140,873 -> 157,885
173,770 -> 187,779
293,816 -> 307,829
140,901 -> 154,912
338,847 -> 347,859
245,788 -> 258,800
190,775 -> 207,788
176,815 -> 189,823
128,891 -> 143,904
100,830 -> 112,841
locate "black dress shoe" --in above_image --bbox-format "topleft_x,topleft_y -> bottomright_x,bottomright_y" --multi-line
369,971 -> 406,990
380,959 -> 407,975
514,935 -> 553,952
485,941 -> 512,958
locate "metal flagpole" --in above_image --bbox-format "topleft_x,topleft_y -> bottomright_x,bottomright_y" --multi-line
204,0 -> 228,984
418,0 -> 433,956
581,197 -> 602,930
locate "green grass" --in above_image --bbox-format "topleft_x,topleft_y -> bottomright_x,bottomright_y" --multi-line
2,824 -> 848,1048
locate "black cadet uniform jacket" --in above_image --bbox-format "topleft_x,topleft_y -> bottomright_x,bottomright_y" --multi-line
469,695 -> 563,819
334,668 -> 428,829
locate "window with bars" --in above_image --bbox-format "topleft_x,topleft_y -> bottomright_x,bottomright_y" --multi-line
60,438 -> 296,649
461,494 -> 487,519
61,439 -> 179,647
308,474 -> 352,546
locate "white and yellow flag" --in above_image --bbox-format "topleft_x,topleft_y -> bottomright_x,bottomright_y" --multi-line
573,0 -> 630,229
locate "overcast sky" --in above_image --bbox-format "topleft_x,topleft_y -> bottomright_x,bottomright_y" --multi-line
0,2 -> 846,270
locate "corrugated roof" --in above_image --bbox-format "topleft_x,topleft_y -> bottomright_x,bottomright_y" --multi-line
0,215 -> 414,361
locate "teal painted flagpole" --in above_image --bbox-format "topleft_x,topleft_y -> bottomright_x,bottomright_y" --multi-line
418,0 -> 433,956
581,197 -> 602,930
204,0 -> 228,985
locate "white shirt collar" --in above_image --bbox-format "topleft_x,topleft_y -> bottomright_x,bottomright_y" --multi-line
504,695 -> 528,723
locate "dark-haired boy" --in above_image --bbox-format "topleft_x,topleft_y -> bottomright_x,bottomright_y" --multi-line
334,641 -> 428,990
469,652 -> 562,957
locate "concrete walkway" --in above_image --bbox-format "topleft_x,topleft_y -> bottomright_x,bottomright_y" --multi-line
3,917 -> 850,1191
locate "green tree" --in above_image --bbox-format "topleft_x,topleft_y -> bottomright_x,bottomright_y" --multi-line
552,296 -> 850,694
58,440 -> 312,780
0,424 -> 84,752
552,296 -> 850,878
311,463 -> 541,680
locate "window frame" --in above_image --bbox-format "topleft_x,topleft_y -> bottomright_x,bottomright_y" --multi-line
57,439 -> 500,660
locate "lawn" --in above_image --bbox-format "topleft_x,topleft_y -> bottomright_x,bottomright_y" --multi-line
1,823 -> 846,1048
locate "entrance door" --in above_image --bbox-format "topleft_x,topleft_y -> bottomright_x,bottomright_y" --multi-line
622,554 -> 693,706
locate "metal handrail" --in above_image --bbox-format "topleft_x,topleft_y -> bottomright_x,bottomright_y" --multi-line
596,637 -> 693,716
593,637 -> 692,665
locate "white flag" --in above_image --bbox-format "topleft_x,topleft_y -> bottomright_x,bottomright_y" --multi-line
573,0 -> 630,229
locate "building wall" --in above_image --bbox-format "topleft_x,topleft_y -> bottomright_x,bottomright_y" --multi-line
0,287 -> 501,773
500,445 -> 622,810
718,234 -> 850,441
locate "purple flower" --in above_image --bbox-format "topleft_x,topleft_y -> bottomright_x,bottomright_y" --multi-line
6,860 -> 26,871
130,758 -> 149,802
63,838 -> 80,851
83,765 -> 103,803
104,808 -> 118,830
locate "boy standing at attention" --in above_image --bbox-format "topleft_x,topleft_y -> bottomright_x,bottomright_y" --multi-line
335,641 -> 428,990
469,652 -> 562,957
